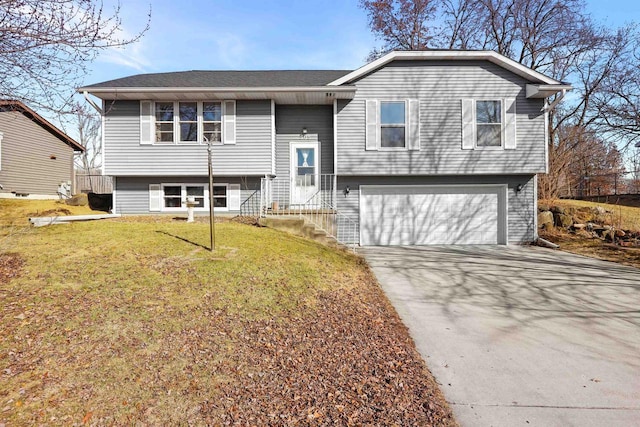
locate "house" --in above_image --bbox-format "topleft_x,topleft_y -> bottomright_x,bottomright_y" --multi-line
0,100 -> 85,199
79,50 -> 570,246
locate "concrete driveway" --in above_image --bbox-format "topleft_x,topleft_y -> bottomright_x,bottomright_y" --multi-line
361,245 -> 640,427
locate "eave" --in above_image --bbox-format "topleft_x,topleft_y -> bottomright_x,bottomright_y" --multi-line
526,83 -> 573,99
77,86 -> 356,105
328,50 -> 565,87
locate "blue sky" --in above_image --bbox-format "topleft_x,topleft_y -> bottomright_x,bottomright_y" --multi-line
84,0 -> 640,86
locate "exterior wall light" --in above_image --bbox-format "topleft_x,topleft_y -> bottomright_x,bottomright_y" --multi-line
516,184 -> 523,193
344,185 -> 350,196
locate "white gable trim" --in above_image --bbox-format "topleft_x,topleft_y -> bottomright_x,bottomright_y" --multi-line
327,50 -> 566,87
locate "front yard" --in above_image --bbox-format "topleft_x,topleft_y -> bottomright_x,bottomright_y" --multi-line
0,200 -> 454,425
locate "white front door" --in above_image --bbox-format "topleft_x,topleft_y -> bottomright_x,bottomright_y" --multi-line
290,142 -> 320,205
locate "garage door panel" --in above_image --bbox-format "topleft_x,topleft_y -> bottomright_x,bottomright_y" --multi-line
361,185 -> 505,246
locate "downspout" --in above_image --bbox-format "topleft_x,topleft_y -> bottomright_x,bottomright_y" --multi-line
83,91 -> 103,114
543,89 -> 566,113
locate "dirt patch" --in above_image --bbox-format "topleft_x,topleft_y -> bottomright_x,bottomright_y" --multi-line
0,253 -> 24,284
540,228 -> 640,269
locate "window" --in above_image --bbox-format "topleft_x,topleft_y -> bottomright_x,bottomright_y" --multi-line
212,186 -> 227,208
186,186 -> 205,207
163,185 -> 182,207
203,102 -> 222,143
380,101 -> 406,148
155,102 -> 174,143
146,101 -> 227,144
161,184 -> 226,210
476,100 -> 502,147
179,102 -> 198,142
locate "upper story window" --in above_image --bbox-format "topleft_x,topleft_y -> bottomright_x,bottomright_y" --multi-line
461,98 -> 516,150
155,102 -> 174,143
365,99 -> 420,151
476,100 -> 502,147
179,102 -> 198,142
203,102 -> 222,143
380,101 -> 406,148
141,100 -> 235,145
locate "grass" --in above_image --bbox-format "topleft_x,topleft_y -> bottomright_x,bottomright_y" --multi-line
0,200 -> 454,425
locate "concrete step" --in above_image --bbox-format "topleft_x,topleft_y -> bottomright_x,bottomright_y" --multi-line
259,216 -> 336,248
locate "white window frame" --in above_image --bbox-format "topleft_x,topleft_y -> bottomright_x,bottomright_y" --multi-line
152,101 -> 224,145
159,183 -> 229,212
475,99 -> 503,150
379,100 -> 407,150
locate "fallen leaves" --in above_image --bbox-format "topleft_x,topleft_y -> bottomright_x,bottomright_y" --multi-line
0,253 -> 24,285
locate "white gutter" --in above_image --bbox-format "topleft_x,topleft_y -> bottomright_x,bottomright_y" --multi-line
543,89 -> 567,113
83,91 -> 103,114
79,86 -> 356,94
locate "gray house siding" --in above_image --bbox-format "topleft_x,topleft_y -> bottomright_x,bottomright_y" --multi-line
103,100 -> 272,176
115,176 -> 261,214
336,175 -> 536,245
0,111 -> 75,196
275,105 -> 333,180
336,60 -> 546,176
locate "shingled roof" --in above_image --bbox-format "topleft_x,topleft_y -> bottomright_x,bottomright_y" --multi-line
83,70 -> 352,89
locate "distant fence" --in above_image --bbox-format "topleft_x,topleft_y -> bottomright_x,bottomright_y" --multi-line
75,174 -> 113,194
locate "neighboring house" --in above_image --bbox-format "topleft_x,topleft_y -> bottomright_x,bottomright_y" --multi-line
79,50 -> 570,246
0,100 -> 85,199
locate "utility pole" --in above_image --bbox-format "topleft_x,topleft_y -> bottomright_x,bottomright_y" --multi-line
207,137 -> 216,251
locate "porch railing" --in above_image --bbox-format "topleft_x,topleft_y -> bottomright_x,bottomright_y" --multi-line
260,174 -> 358,251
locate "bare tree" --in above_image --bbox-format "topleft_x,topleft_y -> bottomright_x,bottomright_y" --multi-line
74,102 -> 102,172
0,0 -> 149,113
359,0 -> 440,58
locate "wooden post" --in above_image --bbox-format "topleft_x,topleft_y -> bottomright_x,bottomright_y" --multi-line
207,139 -> 216,251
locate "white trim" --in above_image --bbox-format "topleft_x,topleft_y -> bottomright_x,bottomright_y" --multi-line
544,100 -> 549,174
359,184 -> 509,245
475,99 -> 504,150
271,99 -> 276,175
101,103 -> 106,175
112,176 -> 117,214
379,100 -> 409,150
81,86 -> 357,94
328,50 -> 563,86
159,182 -> 230,212
333,99 -> 338,174
289,141 -> 320,205
533,175 -> 538,240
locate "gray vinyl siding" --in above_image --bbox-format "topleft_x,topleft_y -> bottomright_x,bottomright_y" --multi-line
336,60 -> 546,176
275,105 -> 333,180
103,100 -> 272,176
0,111 -> 75,196
336,175 -> 536,245
115,176 -> 261,214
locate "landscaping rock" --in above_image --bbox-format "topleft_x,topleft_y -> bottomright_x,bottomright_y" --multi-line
615,229 -> 626,237
65,193 -> 88,206
538,211 -> 554,229
554,213 -> 573,228
572,223 -> 586,230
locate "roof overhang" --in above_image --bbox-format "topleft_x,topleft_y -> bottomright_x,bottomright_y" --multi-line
526,83 -> 573,98
328,50 -> 566,88
0,100 -> 84,151
78,86 -> 356,104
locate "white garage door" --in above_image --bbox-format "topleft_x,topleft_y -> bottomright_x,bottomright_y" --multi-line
360,185 -> 507,246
